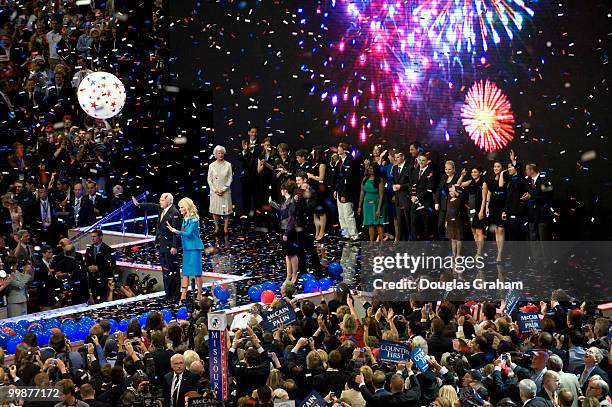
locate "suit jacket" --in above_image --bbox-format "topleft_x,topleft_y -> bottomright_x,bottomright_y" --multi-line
6,270 -> 33,304
393,163 -> 413,209
151,348 -> 174,386
504,173 -> 527,216
524,396 -> 554,407
575,365 -> 610,394
27,198 -> 57,231
137,203 -> 180,252
84,242 -> 116,303
163,371 -> 199,407
228,349 -> 271,398
237,140 -> 260,179
411,166 -> 435,209
177,218 -> 203,251
358,385 -> 391,407
69,195 -> 95,227
559,371 -> 581,407
526,173 -> 552,224
36,260 -> 62,307
51,254 -> 89,304
87,193 -> 108,218
313,370 -> 350,399
335,154 -> 355,201
427,334 -> 454,362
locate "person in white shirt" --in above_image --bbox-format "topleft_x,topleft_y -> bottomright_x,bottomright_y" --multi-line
46,18 -> 62,68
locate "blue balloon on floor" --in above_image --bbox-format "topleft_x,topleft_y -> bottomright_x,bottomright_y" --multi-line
301,273 -> 316,282
45,318 -> 60,329
17,320 -> 30,330
303,280 -> 320,293
108,319 -> 118,334
248,285 -> 263,302
0,331 -> 9,348
7,337 -> 22,354
177,307 -> 188,320
213,286 -> 230,302
318,277 -> 333,291
328,262 -> 343,276
262,281 -> 276,292
118,320 -> 129,332
161,309 -> 173,323
37,330 -> 52,346
77,324 -> 90,341
138,312 -> 149,327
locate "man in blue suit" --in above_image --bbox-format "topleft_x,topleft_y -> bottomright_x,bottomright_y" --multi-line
575,347 -> 610,394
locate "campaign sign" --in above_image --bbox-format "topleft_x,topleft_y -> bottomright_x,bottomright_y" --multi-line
208,313 -> 228,401
504,288 -> 521,315
409,345 -> 430,372
275,401 -> 296,407
187,397 -> 219,407
517,312 -> 542,333
379,340 -> 411,363
298,390 -> 326,407
262,303 -> 297,331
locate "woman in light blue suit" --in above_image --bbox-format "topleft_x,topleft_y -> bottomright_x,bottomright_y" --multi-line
167,197 -> 204,302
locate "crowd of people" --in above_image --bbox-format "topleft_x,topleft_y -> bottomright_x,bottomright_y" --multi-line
1,286 -> 611,407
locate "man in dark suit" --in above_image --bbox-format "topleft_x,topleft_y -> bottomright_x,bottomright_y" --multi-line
163,354 -> 199,407
27,186 -> 58,244
520,379 -> 554,407
69,183 -> 95,227
383,374 -> 421,407
575,347 -> 610,394
133,193 -> 181,300
356,370 -> 391,407
83,229 -> 116,304
313,350 -> 350,398
392,150 -> 413,240
537,371 -> 561,406
36,245 -> 62,310
86,180 -> 108,220
334,142 -> 358,241
523,163 -> 552,241
410,154 -> 435,240
427,318 -> 454,362
149,331 -> 174,387
52,242 -> 89,305
237,125 -> 260,217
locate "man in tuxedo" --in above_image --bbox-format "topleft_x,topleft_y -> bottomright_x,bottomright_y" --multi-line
69,183 -> 95,227
238,125 -> 260,217
575,347 -> 610,394
36,245 -> 61,310
163,354 -> 198,407
86,180 -> 108,219
523,163 -> 552,241
334,142 -> 358,241
27,186 -> 57,244
133,193 -> 181,300
83,229 -> 116,304
392,150 -> 413,240
356,370 -> 391,407
410,154 -> 435,240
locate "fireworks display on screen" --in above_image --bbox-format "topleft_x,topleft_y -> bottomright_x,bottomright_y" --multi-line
461,80 -> 515,152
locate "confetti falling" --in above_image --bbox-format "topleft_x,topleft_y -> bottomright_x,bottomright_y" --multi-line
461,80 -> 515,152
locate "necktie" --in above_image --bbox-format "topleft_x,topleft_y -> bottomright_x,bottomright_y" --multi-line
42,201 -> 49,226
419,169 -> 424,179
171,374 -> 180,407
75,198 -> 81,223
93,246 -> 98,262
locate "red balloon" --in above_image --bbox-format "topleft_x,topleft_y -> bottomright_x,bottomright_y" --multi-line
261,290 -> 276,305
131,246 -> 139,253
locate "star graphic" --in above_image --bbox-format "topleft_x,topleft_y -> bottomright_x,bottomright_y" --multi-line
111,101 -> 116,107
90,101 -> 97,109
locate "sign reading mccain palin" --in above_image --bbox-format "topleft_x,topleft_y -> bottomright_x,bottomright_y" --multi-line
262,303 -> 297,331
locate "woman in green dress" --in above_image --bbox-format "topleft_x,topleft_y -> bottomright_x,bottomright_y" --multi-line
358,164 -> 387,241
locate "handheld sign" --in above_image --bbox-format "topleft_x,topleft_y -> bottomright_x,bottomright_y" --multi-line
262,303 -> 297,331
409,345 -> 430,372
275,401 -> 295,407
517,312 -> 542,333
298,390 -> 326,407
504,288 -> 521,315
187,397 -> 219,407
379,340 -> 411,363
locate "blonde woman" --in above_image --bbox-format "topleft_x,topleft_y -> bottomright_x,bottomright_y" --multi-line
166,198 -> 204,302
439,385 -> 459,407
2,194 -> 23,234
207,145 -> 233,247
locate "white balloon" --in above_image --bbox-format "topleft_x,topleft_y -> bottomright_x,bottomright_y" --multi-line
77,71 -> 126,119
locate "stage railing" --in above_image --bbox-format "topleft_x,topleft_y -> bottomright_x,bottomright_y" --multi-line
70,191 -> 152,244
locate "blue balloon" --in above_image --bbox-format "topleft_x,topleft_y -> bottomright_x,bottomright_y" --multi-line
7,337 -> 22,354
107,319 -> 118,334
138,312 -> 150,327
262,281 -> 276,292
118,320 -> 129,332
161,309 -> 173,323
77,325 -> 90,341
45,318 -> 60,329
17,320 -> 30,331
318,277 -> 333,291
248,285 -> 263,302
176,307 -> 188,320
328,262 -> 343,276
301,273 -> 316,282
303,280 -> 320,293
213,286 -> 230,302
0,331 -> 9,348
37,330 -> 52,346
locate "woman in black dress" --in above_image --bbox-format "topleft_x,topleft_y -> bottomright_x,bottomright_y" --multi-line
460,166 -> 488,257
486,161 -> 507,262
306,146 -> 329,241
435,160 -> 461,239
